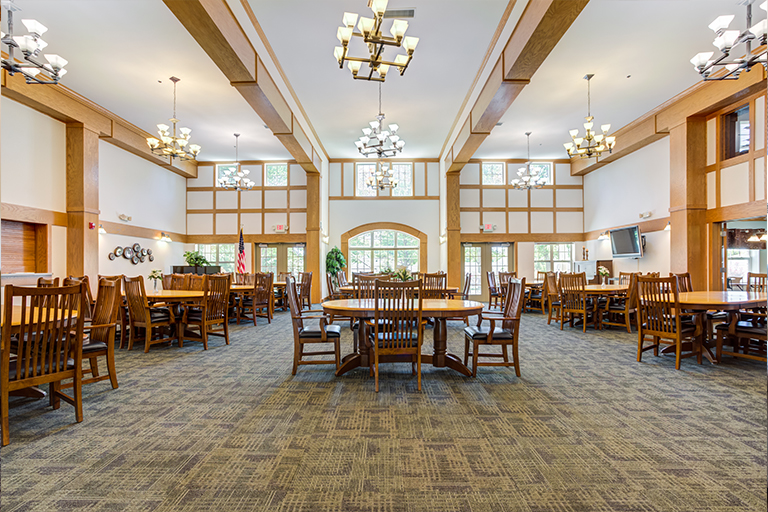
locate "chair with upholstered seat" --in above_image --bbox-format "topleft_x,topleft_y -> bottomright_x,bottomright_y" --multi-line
421,272 -> 447,299
1,283 -> 86,446
98,274 -> 128,348
367,280 -> 424,392
297,272 -> 313,309
545,272 -> 561,325
182,274 -> 231,349
486,272 -> 501,310
169,274 -> 189,290
464,278 -> 526,377
715,272 -> 767,361
559,273 -> 595,332
238,272 -> 273,325
286,280 -> 341,375
635,275 -> 701,370
123,276 -> 178,352
601,272 -> 638,333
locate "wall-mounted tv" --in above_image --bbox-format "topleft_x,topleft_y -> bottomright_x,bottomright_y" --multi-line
610,225 -> 643,258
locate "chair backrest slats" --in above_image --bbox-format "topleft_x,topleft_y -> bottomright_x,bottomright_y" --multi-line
498,272 -> 516,286
286,279 -> 303,332
636,275 -> 681,337
326,272 -> 338,295
461,273 -> 472,300
336,270 -> 348,287
123,276 -> 149,324
559,273 -> 587,311
187,274 -> 206,291
36,277 -> 59,288
373,280 -> 422,350
486,272 -> 497,294
254,272 -> 274,305
90,279 -> 121,343
205,274 -> 230,322
170,274 -> 189,290
671,272 -> 693,293
355,275 -> 378,300
421,272 -> 447,299
502,278 -> 526,330
747,272 -> 767,292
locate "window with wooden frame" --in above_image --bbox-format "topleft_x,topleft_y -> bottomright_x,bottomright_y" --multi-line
490,245 -> 509,274
723,104 -> 750,160
287,245 -> 305,276
463,245 -> 483,295
390,163 -> 413,196
527,162 -> 553,185
534,243 -> 573,273
256,244 -> 306,276
265,163 -> 288,187
355,163 -> 377,197
215,163 -> 238,188
195,244 -> 236,273
482,162 -> 504,185
348,230 -> 419,273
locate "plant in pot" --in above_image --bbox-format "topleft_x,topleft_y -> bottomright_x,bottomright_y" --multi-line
325,247 -> 347,288
183,251 -> 210,274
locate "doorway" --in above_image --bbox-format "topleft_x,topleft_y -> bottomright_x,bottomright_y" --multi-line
719,217 -> 767,290
461,243 -> 514,302
255,243 -> 306,277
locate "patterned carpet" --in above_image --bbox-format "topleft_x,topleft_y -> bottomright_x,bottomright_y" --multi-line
1,309 -> 766,511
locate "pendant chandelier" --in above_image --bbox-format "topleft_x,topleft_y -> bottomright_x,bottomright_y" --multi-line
690,1 -> 767,81
355,82 -> 405,158
217,134 -> 254,191
0,2 -> 68,84
366,160 -> 398,190
511,132 -> 547,190
334,0 -> 419,82
146,77 -> 201,162
564,74 -> 616,159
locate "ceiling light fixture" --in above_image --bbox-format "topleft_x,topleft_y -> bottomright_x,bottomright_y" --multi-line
690,1 -> 767,81
511,132 -> 547,190
355,82 -> 405,158
160,232 -> 172,243
334,0 -> 419,82
0,1 -> 68,84
218,133 -> 255,191
366,160 -> 398,190
564,74 -> 616,159
598,231 -> 610,240
146,77 -> 201,162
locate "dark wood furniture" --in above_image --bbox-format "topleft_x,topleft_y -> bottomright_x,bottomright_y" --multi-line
559,273 -> 594,332
171,265 -> 222,275
601,272 -> 638,333
421,272 -> 447,299
182,274 -> 231,349
287,280 -> 340,375
238,272 -> 273,325
297,271 -> 313,309
123,277 -> 178,352
545,273 -> 561,325
486,271 -> 501,309
464,277 -> 525,378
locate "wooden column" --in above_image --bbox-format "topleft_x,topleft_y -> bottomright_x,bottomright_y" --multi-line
669,117 -> 707,290
446,172 -> 462,289
66,124 -> 100,280
306,173 -> 321,303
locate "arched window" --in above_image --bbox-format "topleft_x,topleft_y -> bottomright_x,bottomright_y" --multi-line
348,229 -> 420,274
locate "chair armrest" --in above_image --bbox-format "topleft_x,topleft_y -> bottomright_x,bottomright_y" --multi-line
83,322 -> 116,332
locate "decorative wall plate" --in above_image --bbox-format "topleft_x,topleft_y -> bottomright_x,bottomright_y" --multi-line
146,249 -> 153,256
123,247 -> 133,258
141,249 -> 147,256
148,255 -> 155,262
108,253 -> 116,260
131,255 -> 139,264
114,247 -> 123,257
132,243 -> 141,253
140,255 -> 146,263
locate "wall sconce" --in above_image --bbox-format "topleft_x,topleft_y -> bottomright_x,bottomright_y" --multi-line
98,224 -> 107,234
322,234 -> 330,245
439,234 -> 447,244
638,211 -> 652,219
118,214 -> 132,222
597,231 -> 609,240
160,232 -> 172,242
664,222 -> 671,231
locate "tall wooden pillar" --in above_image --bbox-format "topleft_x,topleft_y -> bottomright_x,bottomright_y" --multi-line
446,172 -> 462,289
66,124 -> 100,279
669,117 -> 707,290
306,172 -> 321,303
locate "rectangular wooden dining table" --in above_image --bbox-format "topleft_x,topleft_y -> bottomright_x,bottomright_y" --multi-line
322,298 -> 484,377
339,285 -> 461,297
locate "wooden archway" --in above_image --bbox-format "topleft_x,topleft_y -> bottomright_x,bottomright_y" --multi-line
340,222 -> 428,274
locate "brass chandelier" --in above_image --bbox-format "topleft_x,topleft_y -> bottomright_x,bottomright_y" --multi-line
146,77 -> 201,162
1,1 -> 68,85
217,134 -> 254,191
334,0 -> 419,82
366,160 -> 398,190
690,1 -> 767,81
564,74 -> 616,159
511,132 -> 547,190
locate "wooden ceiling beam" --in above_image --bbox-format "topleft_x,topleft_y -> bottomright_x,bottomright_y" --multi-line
447,0 -> 589,172
164,0 -> 320,173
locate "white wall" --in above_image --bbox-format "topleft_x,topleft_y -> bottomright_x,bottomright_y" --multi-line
583,138 -> 670,232
99,233 -> 188,284
581,230 -> 671,277
328,200 -> 441,272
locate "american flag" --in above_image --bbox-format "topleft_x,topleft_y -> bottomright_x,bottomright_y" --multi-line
236,227 -> 246,274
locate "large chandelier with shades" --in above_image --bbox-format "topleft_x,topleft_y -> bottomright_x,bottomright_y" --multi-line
334,0 -> 419,82
690,1 -> 767,81
146,77 -> 201,162
366,160 -> 398,190
218,134 -> 255,191
563,74 -> 616,159
511,132 -> 547,190
355,83 -> 405,158
0,1 -> 68,84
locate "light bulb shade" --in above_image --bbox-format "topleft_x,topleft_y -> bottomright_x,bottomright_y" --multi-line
713,35 -> 727,51
389,135 -> 399,142
21,19 -> 48,36
722,30 -> 740,48
389,19 -> 408,39
13,35 -> 38,54
569,129 -> 579,138
749,19 -> 768,38
395,140 -> 405,148
388,123 -> 399,132
355,141 -> 364,148
147,138 -> 160,149
402,36 -> 419,52
334,46 -> 344,63
362,128 -> 372,136
690,51 -> 714,68
44,54 -> 68,70
564,142 -> 574,150
179,127 -> 192,136
188,144 -> 201,154
377,63 -> 389,77
337,26 -> 353,44
370,120 -> 380,129
708,15 -> 734,33
348,60 -> 362,73
370,0 -> 389,16
594,134 -> 604,142
56,68 -> 67,77
394,54 -> 409,66
342,12 -> 358,28
574,138 -> 584,145
600,124 -> 611,134
358,17 -> 375,36
360,136 -> 370,144
583,121 -> 593,130
157,123 -> 170,133
762,1 -> 767,12
748,234 -> 761,242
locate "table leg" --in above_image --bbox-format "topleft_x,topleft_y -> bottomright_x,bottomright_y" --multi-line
421,318 -> 472,377
336,319 -> 369,376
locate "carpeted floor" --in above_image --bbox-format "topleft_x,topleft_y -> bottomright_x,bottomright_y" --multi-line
2,310 -> 766,511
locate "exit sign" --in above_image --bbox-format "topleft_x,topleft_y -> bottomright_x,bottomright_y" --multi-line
482,224 -> 495,232
275,224 -> 287,234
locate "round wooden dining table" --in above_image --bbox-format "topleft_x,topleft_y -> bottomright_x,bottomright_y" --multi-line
339,285 -> 461,297
322,298 -> 484,377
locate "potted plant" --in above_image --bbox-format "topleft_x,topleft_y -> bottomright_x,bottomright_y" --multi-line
393,266 -> 413,282
597,265 -> 610,287
183,251 -> 210,273
148,269 -> 163,291
325,247 -> 347,287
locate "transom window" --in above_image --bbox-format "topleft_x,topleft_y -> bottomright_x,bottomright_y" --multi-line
287,245 -> 305,276
534,243 -> 573,273
355,163 -> 377,197
491,245 -> 509,274
265,163 -> 288,187
463,245 -> 482,295
215,164 -> 238,187
259,246 -> 277,275
196,244 -> 236,273
390,163 -> 412,197
528,162 -> 553,185
348,229 -> 419,274
482,162 -> 504,185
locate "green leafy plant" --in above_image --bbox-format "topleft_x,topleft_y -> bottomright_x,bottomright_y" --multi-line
393,266 -> 413,282
381,266 -> 394,276
325,247 -> 347,287
184,251 -> 210,267
148,269 -> 163,281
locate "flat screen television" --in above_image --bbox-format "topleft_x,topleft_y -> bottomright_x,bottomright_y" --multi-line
610,225 -> 643,258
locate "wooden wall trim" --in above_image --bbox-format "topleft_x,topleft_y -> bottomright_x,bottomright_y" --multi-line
99,221 -> 188,244
186,234 -> 306,244
582,217 -> 670,240
705,201 -> 765,223
340,222 -> 429,274
1,203 -> 68,226
460,233 -> 584,243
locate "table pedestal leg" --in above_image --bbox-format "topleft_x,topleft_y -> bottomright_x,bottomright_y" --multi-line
336,320 -> 370,376
421,318 -> 472,377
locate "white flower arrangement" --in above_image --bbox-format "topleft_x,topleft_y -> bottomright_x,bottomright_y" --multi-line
597,265 -> 610,277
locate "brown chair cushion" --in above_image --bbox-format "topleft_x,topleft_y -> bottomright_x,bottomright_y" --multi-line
82,341 -> 108,353
8,357 -> 75,380
299,324 -> 341,338
149,308 -> 172,323
715,321 -> 766,337
464,325 -> 514,340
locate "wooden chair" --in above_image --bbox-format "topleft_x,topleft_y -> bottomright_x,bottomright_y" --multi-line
355,274 -> 379,299
286,280 -> 340,375
98,274 -> 128,348
618,272 -> 634,285
715,272 -> 768,361
36,277 -> 60,287
238,272 -> 273,325
325,272 -> 348,301
297,272 -> 313,309
123,276 -> 178,352
337,270 -> 349,287
601,272 -> 638,333
486,272 -> 501,310
63,276 -> 94,322
463,277 -> 526,377
671,272 -> 693,293
635,275 -> 700,370
559,273 -> 595,332
161,274 -> 173,290
746,272 -> 767,292
367,280 -> 424,392
545,272 -> 561,325
182,275 -> 231,349
1,283 -> 86,446
536,271 -> 547,282
273,272 -> 292,312
421,272 -> 447,299
187,274 -> 206,291
169,274 -> 190,290
62,278 -> 121,390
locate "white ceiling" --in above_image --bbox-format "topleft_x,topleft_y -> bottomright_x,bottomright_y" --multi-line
475,0 -> 763,161
6,0 -> 291,162
4,0 -> 762,164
